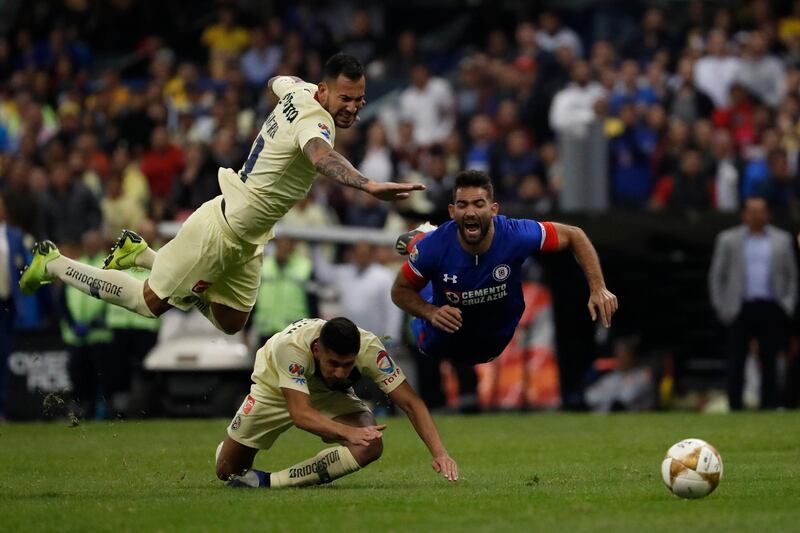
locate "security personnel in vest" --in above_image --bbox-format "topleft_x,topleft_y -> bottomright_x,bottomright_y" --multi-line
105,222 -> 162,418
106,265 -> 160,417
61,231 -> 113,420
252,237 -> 314,346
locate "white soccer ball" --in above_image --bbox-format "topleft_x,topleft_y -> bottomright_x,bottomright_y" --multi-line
661,438 -> 723,499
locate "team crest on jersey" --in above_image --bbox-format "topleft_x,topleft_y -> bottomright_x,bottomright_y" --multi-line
492,264 -> 510,282
318,122 -> 331,141
445,290 -> 461,305
243,395 -> 256,415
288,362 -> 306,385
376,350 -> 395,375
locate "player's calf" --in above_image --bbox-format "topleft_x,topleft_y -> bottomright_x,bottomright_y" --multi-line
333,410 -> 383,467
348,435 -> 383,467
215,438 -> 260,482
20,241 -> 161,318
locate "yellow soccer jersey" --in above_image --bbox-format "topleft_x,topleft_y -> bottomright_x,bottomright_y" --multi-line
251,318 -> 405,400
218,77 -> 336,244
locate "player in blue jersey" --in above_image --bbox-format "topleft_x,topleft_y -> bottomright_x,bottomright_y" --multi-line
391,170 -> 617,366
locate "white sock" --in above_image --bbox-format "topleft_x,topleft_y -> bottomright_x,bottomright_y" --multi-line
269,446 -> 361,488
135,247 -> 158,269
46,256 -> 156,318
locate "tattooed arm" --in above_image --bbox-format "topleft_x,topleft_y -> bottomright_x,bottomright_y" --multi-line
302,137 -> 425,201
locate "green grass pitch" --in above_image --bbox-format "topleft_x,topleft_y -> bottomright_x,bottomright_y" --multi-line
2,412 -> 799,532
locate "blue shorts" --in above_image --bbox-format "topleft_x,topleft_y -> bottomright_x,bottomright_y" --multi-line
411,317 -> 512,364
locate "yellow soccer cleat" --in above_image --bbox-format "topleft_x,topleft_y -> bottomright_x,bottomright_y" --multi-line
19,240 -> 60,295
103,229 -> 148,270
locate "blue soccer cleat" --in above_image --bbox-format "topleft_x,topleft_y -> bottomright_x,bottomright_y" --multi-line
227,469 -> 270,488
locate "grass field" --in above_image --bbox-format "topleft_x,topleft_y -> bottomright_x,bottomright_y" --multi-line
1,412 -> 799,532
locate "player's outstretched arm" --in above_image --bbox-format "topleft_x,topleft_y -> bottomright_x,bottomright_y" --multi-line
388,381 -> 458,481
282,387 -> 386,446
303,138 -> 425,200
391,271 -> 462,332
551,222 -> 618,328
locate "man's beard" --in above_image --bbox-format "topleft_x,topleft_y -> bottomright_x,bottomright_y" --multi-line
458,217 -> 489,244
335,110 -> 358,128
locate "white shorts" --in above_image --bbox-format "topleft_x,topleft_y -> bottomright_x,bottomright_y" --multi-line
148,196 -> 264,312
227,383 -> 371,450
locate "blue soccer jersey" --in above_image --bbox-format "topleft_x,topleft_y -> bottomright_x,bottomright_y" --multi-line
401,216 -> 559,363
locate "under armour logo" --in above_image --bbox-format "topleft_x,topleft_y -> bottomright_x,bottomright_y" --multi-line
443,273 -> 458,283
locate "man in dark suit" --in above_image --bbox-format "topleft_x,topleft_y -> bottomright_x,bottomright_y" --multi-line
709,196 -> 798,410
0,196 -> 29,420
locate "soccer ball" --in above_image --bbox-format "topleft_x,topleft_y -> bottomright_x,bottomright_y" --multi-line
661,438 -> 723,499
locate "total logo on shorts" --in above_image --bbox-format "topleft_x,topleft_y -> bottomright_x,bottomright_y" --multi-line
492,264 -> 510,282
376,350 -> 395,375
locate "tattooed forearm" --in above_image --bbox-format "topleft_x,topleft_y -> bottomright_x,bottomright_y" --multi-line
316,152 -> 369,190
304,138 -> 369,191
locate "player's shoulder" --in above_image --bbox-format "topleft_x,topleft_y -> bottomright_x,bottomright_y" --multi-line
357,329 -> 396,370
426,220 -> 457,243
289,81 -> 320,100
357,326 -> 384,350
276,318 -> 324,345
356,327 -> 386,359
498,215 -> 542,234
273,76 -> 313,94
414,221 -> 455,255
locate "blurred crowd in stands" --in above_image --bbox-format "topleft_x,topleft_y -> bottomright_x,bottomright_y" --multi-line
2,0 -> 800,418
4,1 -> 800,243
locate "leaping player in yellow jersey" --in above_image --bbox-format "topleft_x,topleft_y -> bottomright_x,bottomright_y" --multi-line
19,54 -> 424,334
215,317 -> 458,488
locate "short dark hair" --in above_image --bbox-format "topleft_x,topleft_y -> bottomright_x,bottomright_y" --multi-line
453,170 -> 494,201
319,317 -> 361,356
323,53 -> 365,82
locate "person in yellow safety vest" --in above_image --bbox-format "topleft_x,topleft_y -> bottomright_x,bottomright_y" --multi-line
106,220 -> 163,418
106,264 -> 160,418
252,237 -> 314,346
60,232 -> 113,420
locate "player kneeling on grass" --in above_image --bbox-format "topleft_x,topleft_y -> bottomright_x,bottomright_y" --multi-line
215,317 -> 458,488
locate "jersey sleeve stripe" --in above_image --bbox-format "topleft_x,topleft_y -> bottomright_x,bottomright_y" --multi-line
401,261 -> 428,290
539,221 -> 560,251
